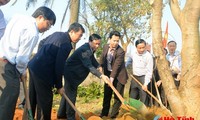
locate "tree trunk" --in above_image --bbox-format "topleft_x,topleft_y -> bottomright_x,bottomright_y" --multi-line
69,0 -> 80,54
69,0 -> 80,24
150,0 -> 184,117
151,0 -> 200,118
170,0 -> 200,119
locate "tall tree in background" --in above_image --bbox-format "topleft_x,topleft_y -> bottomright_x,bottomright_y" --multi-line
69,0 -> 80,24
68,0 -> 80,52
25,0 -> 81,26
88,0 -> 152,51
33,0 -> 81,52
150,0 -> 200,119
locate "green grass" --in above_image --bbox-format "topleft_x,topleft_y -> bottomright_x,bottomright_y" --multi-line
52,82 -> 104,110
77,82 -> 104,103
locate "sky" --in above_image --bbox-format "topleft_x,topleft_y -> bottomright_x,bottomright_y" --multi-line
1,0 -> 184,52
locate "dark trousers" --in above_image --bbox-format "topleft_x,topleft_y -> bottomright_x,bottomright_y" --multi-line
57,79 -> 77,120
29,69 -> 53,120
145,80 -> 156,107
0,61 -> 21,120
129,75 -> 147,104
101,71 -> 124,118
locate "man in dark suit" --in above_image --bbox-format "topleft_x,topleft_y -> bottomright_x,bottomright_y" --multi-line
28,22 -> 85,120
99,31 -> 128,118
57,33 -> 110,120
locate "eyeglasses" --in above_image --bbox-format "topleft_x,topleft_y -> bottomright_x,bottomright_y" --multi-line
73,31 -> 83,38
45,20 -> 53,28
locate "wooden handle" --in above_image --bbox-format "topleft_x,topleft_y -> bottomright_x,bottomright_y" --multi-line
22,80 -> 31,110
152,74 -> 162,104
130,75 -> 172,115
102,78 -> 137,111
22,79 -> 34,120
102,78 -> 125,103
130,75 -> 163,106
63,93 -> 85,120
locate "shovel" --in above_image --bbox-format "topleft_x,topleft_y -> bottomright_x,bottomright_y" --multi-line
22,79 -> 34,120
62,93 -> 86,120
102,78 -> 149,114
130,74 -> 172,116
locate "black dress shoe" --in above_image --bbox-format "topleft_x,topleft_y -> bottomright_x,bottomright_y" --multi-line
99,114 -> 107,118
110,116 -> 116,119
57,115 -> 67,119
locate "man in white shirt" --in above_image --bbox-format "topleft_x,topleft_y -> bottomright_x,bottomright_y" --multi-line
166,41 -> 181,88
126,39 -> 153,104
0,6 -> 56,120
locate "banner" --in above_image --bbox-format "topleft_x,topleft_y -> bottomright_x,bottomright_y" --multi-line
162,22 -> 168,48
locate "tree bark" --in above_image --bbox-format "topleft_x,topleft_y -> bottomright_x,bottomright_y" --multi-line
69,0 -> 80,54
69,0 -> 80,24
170,0 -> 200,119
150,0 -> 184,117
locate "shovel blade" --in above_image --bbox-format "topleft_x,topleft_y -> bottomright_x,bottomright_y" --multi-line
128,98 -> 144,110
128,98 -> 149,114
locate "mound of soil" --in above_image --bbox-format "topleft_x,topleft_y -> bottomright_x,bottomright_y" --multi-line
14,96 -> 171,120
14,108 -> 58,120
14,108 -> 170,120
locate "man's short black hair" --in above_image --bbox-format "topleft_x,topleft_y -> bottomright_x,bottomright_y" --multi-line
67,22 -> 85,33
89,34 -> 101,42
109,31 -> 121,39
167,40 -> 177,45
135,39 -> 146,47
32,6 -> 56,25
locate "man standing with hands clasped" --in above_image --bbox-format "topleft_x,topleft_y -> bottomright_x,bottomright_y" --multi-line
99,31 -> 128,119
166,40 -> 181,89
0,6 -> 56,120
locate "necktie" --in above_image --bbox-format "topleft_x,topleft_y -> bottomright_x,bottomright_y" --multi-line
107,48 -> 114,71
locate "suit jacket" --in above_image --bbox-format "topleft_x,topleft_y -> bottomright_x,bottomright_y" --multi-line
28,32 -> 73,89
99,44 -> 128,85
64,43 -> 102,88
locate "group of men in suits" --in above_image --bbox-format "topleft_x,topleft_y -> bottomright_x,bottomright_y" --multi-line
56,30 -> 128,119
59,30 -> 155,119
0,4 -> 158,118
29,29 -> 152,119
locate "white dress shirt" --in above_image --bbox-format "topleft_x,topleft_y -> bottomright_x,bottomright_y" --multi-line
126,49 -> 153,85
0,14 -> 39,75
166,50 -> 181,74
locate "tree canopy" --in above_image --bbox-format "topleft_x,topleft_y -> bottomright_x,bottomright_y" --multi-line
87,0 -> 152,53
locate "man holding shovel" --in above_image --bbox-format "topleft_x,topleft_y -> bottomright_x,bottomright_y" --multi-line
126,39 -> 153,105
28,22 -> 85,120
57,33 -> 110,120
99,31 -> 128,118
0,6 -> 56,120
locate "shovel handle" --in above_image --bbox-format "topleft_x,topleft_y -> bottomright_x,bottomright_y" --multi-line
103,78 -> 125,103
152,74 -> 162,104
131,75 -> 172,115
130,75 -> 163,106
62,93 -> 85,120
102,78 -> 137,111
22,79 -> 34,120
